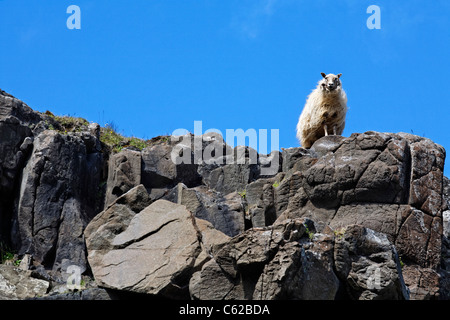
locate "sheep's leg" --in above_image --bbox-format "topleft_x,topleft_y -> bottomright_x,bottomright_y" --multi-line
333,126 -> 337,135
324,124 -> 328,136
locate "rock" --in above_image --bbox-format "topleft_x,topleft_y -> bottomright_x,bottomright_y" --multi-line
12,129 -> 104,274
103,137 -> 203,207
87,199 -> 201,298
189,259 -> 240,300
443,176 -> 450,211
401,265 -> 440,300
190,218 -> 340,300
395,208 -> 442,269
141,142 -> 201,189
18,253 -> 32,271
443,210 -> 450,238
0,265 -> 49,300
0,90 -> 43,126
84,185 -> 151,270
1,89 -> 449,300
176,183 -> 246,237
314,132 -> 410,206
193,217 -> 231,257
0,117 -> 33,245
198,152 -> 260,195
246,177 -> 279,228
30,287 -> 115,300
404,133 -> 446,216
276,132 -> 420,219
330,204 -> 405,242
253,233 -> 339,300
85,197 -> 228,299
270,132 -> 446,299
311,135 -> 346,157
439,229 -> 450,299
104,149 -> 142,207
334,224 -> 409,300
281,147 -> 316,173
394,207 -> 443,300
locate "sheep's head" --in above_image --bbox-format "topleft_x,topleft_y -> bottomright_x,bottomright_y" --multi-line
320,73 -> 342,92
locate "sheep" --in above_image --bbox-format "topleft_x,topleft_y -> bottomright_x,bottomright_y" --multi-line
296,73 -> 348,149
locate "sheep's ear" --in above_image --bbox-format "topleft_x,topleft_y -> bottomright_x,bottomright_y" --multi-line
321,72 -> 327,78
337,73 -> 342,78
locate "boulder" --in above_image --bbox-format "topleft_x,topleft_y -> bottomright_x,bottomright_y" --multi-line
85,196 -> 229,299
405,133 -> 446,217
0,265 -> 49,300
92,131 -> 446,300
85,184 -> 152,264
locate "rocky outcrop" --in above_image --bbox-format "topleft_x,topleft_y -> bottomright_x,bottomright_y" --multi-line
0,90 -> 107,288
189,218 -> 341,300
0,89 -> 448,300
90,132 -> 446,299
191,221 -> 409,300
0,265 -> 49,300
85,186 -> 229,299
85,128 -> 446,299
333,224 -> 408,300
14,130 -> 104,276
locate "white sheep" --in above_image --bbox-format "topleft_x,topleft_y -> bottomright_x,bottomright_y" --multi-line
296,73 -> 348,148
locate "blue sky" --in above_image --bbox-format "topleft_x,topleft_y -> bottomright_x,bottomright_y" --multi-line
0,1 -> 449,175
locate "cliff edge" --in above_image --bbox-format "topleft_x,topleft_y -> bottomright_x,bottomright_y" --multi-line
0,89 -> 448,300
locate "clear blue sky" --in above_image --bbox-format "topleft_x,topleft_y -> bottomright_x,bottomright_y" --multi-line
0,1 -> 449,176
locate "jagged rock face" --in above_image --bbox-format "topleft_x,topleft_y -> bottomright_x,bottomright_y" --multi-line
189,218 -> 342,300
0,91 -> 40,246
0,90 -> 106,282
13,130 -> 103,274
85,188 -> 229,299
334,225 -> 409,300
273,132 -> 446,299
0,118 -> 33,245
443,176 -> 450,210
0,89 -> 448,300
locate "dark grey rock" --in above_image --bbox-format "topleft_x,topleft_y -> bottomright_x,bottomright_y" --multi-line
12,129 -> 104,273
141,142 -> 201,189
443,176 -> 450,210
334,224 -> 409,300
190,218 -> 340,300
176,184 -> 246,237
29,288 -> 115,300
0,118 -> 33,244
104,149 -> 141,207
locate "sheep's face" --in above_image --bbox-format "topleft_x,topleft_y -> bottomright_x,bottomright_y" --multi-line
320,73 -> 342,92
